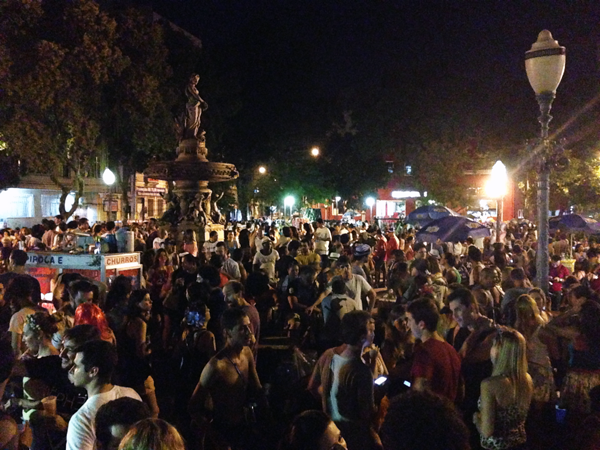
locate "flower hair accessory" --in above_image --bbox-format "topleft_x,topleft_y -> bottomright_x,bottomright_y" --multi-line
25,314 -> 41,334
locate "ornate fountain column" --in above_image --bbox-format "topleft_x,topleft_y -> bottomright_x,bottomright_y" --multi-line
144,74 -> 238,244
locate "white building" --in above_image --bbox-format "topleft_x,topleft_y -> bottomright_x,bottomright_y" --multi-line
0,174 -> 107,228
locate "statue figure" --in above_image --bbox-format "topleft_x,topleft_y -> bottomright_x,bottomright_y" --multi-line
175,73 -> 208,141
201,192 -> 212,218
192,192 -> 208,227
178,195 -> 191,222
211,192 -> 225,225
159,191 -> 181,226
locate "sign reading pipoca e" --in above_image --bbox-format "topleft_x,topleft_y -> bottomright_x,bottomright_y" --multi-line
26,253 -> 101,268
28,254 -> 65,265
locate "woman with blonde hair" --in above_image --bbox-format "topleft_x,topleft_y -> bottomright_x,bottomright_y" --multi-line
527,288 -> 550,324
118,418 -> 185,450
515,295 -> 556,406
473,328 -> 533,450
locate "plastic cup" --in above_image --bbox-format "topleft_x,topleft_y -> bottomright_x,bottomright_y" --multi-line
41,396 -> 57,416
555,404 -> 567,424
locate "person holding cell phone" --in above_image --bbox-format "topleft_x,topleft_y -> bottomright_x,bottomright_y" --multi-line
308,311 -> 382,450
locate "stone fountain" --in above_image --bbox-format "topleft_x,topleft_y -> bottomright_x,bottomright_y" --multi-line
144,73 -> 238,242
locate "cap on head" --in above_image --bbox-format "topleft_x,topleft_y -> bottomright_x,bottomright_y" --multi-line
354,244 -> 371,259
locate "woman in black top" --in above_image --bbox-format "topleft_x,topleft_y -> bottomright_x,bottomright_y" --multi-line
117,290 -> 159,418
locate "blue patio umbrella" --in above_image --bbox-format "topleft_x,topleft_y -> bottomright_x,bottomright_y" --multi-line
416,216 -> 491,243
549,214 -> 600,234
406,205 -> 460,228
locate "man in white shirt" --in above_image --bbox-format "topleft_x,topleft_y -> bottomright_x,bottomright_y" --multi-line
308,256 -> 377,314
252,238 -> 279,282
336,256 -> 377,311
321,276 -> 356,323
66,340 -> 141,450
216,241 -> 241,280
152,229 -> 168,250
314,218 -> 332,256
202,230 -> 219,258
308,311 -> 378,449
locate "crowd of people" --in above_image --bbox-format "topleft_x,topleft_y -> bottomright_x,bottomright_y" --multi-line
1,215 -> 600,449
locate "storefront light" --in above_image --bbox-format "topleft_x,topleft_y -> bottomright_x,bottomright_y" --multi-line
391,190 -> 422,199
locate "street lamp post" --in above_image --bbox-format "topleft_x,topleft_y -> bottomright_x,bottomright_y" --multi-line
284,195 -> 295,222
334,196 -> 341,216
485,161 -> 508,244
102,168 -> 116,221
525,30 -> 566,294
365,197 -> 375,223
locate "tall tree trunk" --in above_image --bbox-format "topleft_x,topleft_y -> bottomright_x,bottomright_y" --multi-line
120,172 -> 131,224
51,173 -> 84,221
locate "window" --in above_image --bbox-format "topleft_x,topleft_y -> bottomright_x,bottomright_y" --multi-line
41,194 -> 61,217
386,160 -> 395,174
0,189 -> 34,218
156,199 -> 164,216
147,198 -> 155,217
405,164 -> 412,175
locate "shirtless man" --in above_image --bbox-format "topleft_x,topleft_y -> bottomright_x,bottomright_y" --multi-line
189,308 -> 264,450
472,267 -> 503,320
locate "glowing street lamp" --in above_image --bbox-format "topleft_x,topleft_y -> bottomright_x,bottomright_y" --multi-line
258,166 -> 267,174
311,147 -> 320,157
485,160 -> 508,243
102,168 -> 116,186
525,29 -> 566,293
284,195 -> 295,220
103,168 -> 116,220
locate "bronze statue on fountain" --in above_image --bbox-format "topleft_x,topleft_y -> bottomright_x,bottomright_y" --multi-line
146,73 -> 238,242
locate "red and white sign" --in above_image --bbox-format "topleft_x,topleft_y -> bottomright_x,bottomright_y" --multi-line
105,253 -> 140,268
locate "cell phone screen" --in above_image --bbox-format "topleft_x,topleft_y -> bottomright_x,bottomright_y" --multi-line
185,310 -> 206,328
374,376 -> 387,386
403,380 -> 411,387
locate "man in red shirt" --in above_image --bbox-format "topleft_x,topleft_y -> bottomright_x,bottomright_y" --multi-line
373,230 -> 387,287
385,230 -> 399,268
407,298 -> 462,402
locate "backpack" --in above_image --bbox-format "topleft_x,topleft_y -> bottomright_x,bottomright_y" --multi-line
321,297 -> 343,344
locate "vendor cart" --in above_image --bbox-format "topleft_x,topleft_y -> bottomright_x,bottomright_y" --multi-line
25,252 -> 143,307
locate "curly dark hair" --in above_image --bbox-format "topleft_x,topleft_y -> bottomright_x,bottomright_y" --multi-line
281,410 -> 332,450
381,390 -> 470,450
27,311 -> 59,336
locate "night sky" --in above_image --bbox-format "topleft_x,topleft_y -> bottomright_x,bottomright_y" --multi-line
146,0 -> 600,164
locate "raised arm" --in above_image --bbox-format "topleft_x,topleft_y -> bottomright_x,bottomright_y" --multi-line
474,378 -> 496,439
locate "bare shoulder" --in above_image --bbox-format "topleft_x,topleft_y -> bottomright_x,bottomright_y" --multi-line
130,316 -> 145,327
198,330 -> 215,344
241,346 -> 254,363
482,375 -> 507,391
207,351 -> 229,373
199,356 -> 222,387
